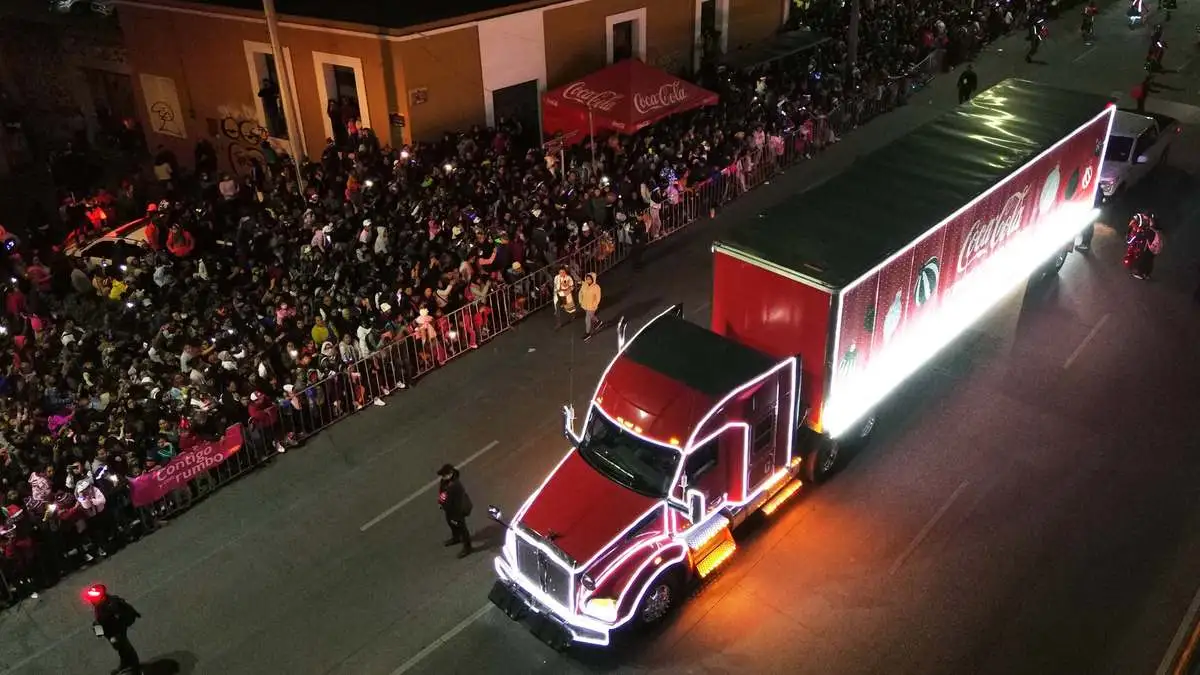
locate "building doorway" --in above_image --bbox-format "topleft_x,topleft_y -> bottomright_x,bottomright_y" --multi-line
492,79 -> 540,147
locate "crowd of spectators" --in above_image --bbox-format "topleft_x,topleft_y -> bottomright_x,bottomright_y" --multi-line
0,0 -> 1030,603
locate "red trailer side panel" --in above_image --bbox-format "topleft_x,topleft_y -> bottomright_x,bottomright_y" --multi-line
711,250 -> 834,427
828,109 -> 1112,419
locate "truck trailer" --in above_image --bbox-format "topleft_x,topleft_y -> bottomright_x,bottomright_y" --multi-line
487,79 -> 1116,650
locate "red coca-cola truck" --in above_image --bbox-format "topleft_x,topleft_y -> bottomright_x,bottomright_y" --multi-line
488,80 -> 1116,649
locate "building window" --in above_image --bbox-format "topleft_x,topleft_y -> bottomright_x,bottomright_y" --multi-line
254,53 -> 287,139
694,0 -> 729,71
606,9 -> 647,64
243,41 -> 295,141
312,52 -> 372,147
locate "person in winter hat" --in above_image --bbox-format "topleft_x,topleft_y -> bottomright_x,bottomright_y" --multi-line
437,464 -> 473,558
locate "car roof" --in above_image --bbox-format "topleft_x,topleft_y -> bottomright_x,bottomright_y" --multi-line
67,218 -> 151,257
1111,111 -> 1155,137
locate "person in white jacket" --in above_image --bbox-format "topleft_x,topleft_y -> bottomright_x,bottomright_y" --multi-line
373,225 -> 389,256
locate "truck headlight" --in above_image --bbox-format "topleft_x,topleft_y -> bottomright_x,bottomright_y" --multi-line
581,597 -> 618,622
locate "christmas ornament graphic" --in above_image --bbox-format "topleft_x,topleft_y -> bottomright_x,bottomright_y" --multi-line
914,256 -> 940,306
1066,168 -> 1080,200
838,341 -> 858,377
883,291 -> 903,344
1038,165 -> 1061,215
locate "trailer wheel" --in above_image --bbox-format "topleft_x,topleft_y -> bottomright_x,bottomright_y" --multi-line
637,571 -> 680,626
1050,248 -> 1069,273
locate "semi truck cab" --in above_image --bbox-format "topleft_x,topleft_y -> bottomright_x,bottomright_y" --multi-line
488,306 -> 811,649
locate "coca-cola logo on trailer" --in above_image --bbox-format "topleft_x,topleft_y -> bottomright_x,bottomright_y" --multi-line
633,82 -> 689,115
956,184 -> 1031,274
561,82 -> 624,111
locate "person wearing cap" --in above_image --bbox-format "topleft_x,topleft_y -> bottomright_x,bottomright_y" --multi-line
84,584 -> 142,674
437,464 -> 473,558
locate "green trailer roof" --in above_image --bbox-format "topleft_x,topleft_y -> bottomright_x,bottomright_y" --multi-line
717,79 -> 1113,289
624,314 -> 779,398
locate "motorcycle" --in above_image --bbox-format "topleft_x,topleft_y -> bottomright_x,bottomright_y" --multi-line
1081,13 -> 1097,41
1146,39 -> 1166,70
1128,0 -> 1147,28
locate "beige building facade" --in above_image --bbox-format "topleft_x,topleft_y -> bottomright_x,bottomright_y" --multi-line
114,0 -> 791,172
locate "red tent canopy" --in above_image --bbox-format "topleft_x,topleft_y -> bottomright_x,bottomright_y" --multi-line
542,59 -> 719,144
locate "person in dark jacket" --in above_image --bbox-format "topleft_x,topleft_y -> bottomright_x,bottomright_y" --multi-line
437,464 -> 473,558
957,64 -> 978,103
84,584 -> 142,674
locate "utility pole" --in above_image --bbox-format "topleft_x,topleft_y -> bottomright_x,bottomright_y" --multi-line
847,0 -> 860,73
262,0 -> 306,195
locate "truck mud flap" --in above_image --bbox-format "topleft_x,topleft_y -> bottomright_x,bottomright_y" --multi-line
489,580 -> 530,621
488,580 -> 574,650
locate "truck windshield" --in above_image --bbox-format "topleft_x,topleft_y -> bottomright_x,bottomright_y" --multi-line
1106,136 -> 1134,163
578,411 -> 681,499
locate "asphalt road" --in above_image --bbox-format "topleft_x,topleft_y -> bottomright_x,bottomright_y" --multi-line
5,5 -> 1200,675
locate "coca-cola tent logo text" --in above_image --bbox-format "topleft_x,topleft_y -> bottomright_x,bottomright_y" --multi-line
633,82 -> 689,115
561,82 -> 623,112
957,184 -> 1030,274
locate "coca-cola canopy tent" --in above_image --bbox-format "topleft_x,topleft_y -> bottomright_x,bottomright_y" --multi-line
542,59 -> 718,143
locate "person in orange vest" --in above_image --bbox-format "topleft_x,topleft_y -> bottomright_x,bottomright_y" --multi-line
143,216 -> 161,251
165,224 -> 194,258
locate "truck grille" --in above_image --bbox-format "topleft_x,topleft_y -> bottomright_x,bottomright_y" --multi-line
514,535 -> 574,611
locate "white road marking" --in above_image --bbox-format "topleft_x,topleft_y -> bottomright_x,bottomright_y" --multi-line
889,480 -> 970,576
1156,582 -> 1200,675
1073,46 -> 1096,63
360,440 -> 501,532
389,603 -> 494,675
1063,314 -> 1111,370
695,300 -> 711,313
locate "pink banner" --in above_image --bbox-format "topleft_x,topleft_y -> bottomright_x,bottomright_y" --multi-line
129,425 -> 244,507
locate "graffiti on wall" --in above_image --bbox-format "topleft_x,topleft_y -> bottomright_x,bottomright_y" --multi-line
214,104 -> 266,177
139,74 -> 187,138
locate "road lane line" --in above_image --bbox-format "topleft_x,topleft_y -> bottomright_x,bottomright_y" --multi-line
1157,582 -> 1200,675
389,603 -> 493,675
360,440 -> 500,532
1072,46 -> 1096,63
889,480 -> 970,576
1063,313 -> 1111,370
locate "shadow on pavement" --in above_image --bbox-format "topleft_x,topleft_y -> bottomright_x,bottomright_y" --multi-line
141,650 -> 199,674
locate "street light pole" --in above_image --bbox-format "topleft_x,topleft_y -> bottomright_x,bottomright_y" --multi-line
847,0 -> 860,73
262,0 -> 306,195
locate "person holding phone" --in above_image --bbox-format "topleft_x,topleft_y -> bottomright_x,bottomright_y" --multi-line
84,584 -> 142,674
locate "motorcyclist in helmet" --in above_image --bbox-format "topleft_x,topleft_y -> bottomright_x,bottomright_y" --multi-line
1081,0 -> 1098,39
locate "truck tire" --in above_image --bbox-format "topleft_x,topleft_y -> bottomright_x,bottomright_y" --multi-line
804,438 -> 840,484
636,569 -> 681,626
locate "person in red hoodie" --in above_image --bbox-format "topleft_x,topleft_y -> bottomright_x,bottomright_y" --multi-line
247,392 -> 286,454
165,224 -> 194,258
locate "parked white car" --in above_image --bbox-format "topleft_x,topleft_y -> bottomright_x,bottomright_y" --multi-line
1098,109 -> 1179,203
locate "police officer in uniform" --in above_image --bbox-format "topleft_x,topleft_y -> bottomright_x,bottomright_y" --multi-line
438,464 -> 473,559
85,584 -> 142,674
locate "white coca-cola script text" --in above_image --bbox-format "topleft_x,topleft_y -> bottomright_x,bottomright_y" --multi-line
561,82 -> 623,112
957,184 -> 1031,274
633,82 -> 689,115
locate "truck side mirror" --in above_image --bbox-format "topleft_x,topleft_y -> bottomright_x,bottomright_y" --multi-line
688,491 -> 705,524
488,506 -> 503,522
562,403 -> 577,441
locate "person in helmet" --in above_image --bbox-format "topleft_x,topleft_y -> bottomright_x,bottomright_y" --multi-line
84,584 -> 142,674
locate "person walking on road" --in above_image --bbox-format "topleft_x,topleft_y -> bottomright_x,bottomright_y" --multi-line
84,584 -> 142,675
579,273 -> 603,341
1134,222 -> 1163,280
553,266 -> 576,329
1132,76 -> 1152,114
957,64 -> 978,104
438,464 -> 474,558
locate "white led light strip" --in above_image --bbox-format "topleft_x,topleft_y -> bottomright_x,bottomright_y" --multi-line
823,107 -> 1115,437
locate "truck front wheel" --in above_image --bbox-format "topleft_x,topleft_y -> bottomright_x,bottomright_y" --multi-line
637,572 -> 680,625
